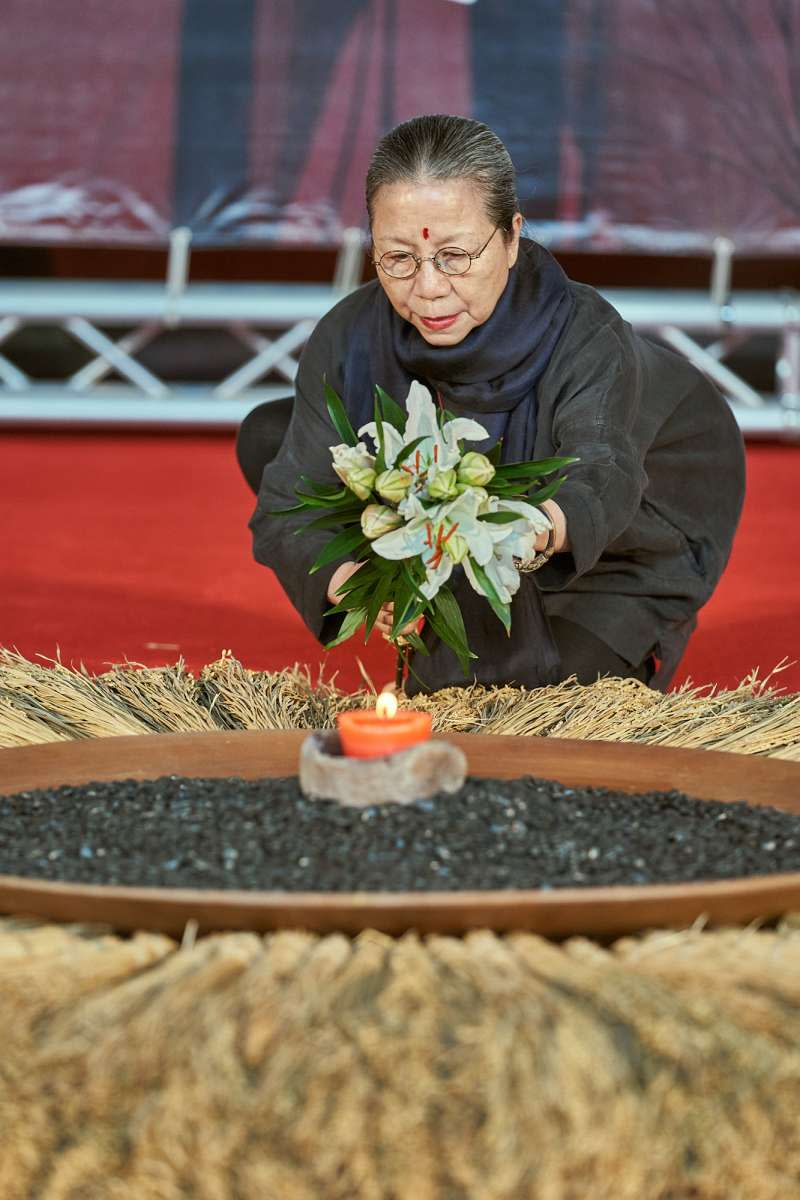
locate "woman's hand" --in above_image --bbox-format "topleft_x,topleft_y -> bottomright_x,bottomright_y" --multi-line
537,500 -> 569,552
374,602 -> 423,643
327,561 -> 363,605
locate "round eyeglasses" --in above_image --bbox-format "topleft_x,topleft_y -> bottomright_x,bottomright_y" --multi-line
373,226 -> 499,279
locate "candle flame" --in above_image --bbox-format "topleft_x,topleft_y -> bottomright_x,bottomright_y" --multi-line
375,691 -> 398,719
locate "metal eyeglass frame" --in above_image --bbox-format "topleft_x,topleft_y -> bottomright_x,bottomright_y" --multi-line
372,226 -> 500,279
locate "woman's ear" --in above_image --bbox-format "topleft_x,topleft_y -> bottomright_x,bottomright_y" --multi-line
506,212 -> 524,268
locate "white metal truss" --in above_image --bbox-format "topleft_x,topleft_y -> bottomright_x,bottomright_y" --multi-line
0,230 -> 797,436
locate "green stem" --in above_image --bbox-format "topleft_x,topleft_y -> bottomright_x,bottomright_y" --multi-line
394,645 -> 407,692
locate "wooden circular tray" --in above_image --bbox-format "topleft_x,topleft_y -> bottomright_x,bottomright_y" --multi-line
1,730 -> 800,939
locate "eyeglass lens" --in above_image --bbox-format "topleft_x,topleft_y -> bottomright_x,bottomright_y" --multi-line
380,248 -> 473,278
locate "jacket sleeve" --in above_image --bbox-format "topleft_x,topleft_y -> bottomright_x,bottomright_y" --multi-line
536,322 -> 649,591
248,317 -> 351,643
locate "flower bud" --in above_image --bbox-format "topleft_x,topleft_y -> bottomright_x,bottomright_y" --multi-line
375,468 -> 412,505
456,483 -> 490,511
443,532 -> 470,564
361,504 -> 403,539
427,467 -> 459,500
344,466 -> 376,500
457,451 -> 495,487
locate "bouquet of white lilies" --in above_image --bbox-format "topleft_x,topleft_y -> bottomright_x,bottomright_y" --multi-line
278,381 -> 576,681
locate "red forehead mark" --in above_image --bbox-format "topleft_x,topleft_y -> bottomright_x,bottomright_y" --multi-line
422,226 -> 429,240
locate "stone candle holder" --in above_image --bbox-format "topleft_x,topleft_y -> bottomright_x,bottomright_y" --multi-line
298,730 -> 468,807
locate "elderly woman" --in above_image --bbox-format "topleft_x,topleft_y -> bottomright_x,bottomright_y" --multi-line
238,114 -> 745,693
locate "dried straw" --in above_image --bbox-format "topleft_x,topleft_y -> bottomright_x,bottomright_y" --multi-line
1,917 -> 800,1198
1,649 -> 798,758
99,659 -> 220,733
2,649 -> 800,1193
0,649 -> 151,741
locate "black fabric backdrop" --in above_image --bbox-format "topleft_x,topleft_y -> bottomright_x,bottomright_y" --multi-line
0,0 -> 798,252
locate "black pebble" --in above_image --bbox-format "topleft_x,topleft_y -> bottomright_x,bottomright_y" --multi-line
0,774 -> 798,893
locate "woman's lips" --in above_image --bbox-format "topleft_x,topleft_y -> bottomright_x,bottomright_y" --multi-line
419,313 -> 460,331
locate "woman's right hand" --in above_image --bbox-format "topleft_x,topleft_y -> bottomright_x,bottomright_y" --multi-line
327,562 -> 422,644
327,560 -> 363,605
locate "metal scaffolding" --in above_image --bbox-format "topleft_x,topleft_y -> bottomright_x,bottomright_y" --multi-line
0,232 -> 797,436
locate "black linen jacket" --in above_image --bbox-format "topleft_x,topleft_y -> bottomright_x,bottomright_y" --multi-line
249,277 -> 746,685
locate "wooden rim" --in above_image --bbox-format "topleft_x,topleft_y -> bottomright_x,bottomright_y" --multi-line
1,729 -> 799,938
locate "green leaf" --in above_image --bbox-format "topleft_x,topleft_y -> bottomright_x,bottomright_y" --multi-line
309,526 -> 368,574
335,565 -> 378,594
404,629 -> 430,656
425,588 -> 476,677
466,558 -> 511,634
390,580 -> 420,638
374,385 -> 407,433
487,438 -> 504,466
478,510 -> 526,524
527,476 -> 568,504
324,379 -> 358,447
373,394 -> 387,474
433,586 -> 476,657
294,490 -> 355,509
325,582 -> 374,612
401,560 -> 429,605
393,435 -> 428,470
324,606 -> 367,650
299,476 -> 348,499
270,502 -> 310,516
324,573 -> 379,611
363,566 -> 400,641
493,455 -> 578,479
301,509 -> 365,533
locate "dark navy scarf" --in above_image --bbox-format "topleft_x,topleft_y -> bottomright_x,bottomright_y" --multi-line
343,238 -> 574,461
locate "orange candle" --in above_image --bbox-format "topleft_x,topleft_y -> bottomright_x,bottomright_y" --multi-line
337,691 -> 432,759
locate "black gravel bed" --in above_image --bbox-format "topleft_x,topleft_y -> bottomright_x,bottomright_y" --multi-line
1,774 -> 799,892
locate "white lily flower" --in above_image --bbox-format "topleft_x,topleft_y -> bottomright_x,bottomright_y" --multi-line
372,487 -> 496,600
330,442 -> 376,488
397,491 -> 427,521
464,539 -> 522,605
487,496 -> 551,557
405,382 -> 489,472
488,496 -> 551,532
456,483 -> 490,511
370,504 -> 454,599
362,382 -> 491,487
462,498 -> 553,605
357,419 -> 405,469
443,532 -> 470,564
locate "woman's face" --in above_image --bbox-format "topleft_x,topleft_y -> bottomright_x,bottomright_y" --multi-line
370,178 -> 523,346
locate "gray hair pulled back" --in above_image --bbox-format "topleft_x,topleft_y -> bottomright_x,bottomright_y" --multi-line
366,114 -> 519,237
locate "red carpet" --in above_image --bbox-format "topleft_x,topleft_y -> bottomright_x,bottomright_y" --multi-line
1,430 -> 797,693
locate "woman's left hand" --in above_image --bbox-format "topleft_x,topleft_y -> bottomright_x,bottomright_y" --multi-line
374,602 -> 423,643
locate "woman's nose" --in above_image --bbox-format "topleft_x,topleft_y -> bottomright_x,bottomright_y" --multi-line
413,259 -> 451,300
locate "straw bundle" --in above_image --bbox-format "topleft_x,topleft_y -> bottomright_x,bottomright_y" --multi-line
1,648 -> 798,757
2,651 -> 800,1195
1,916 -> 799,1199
